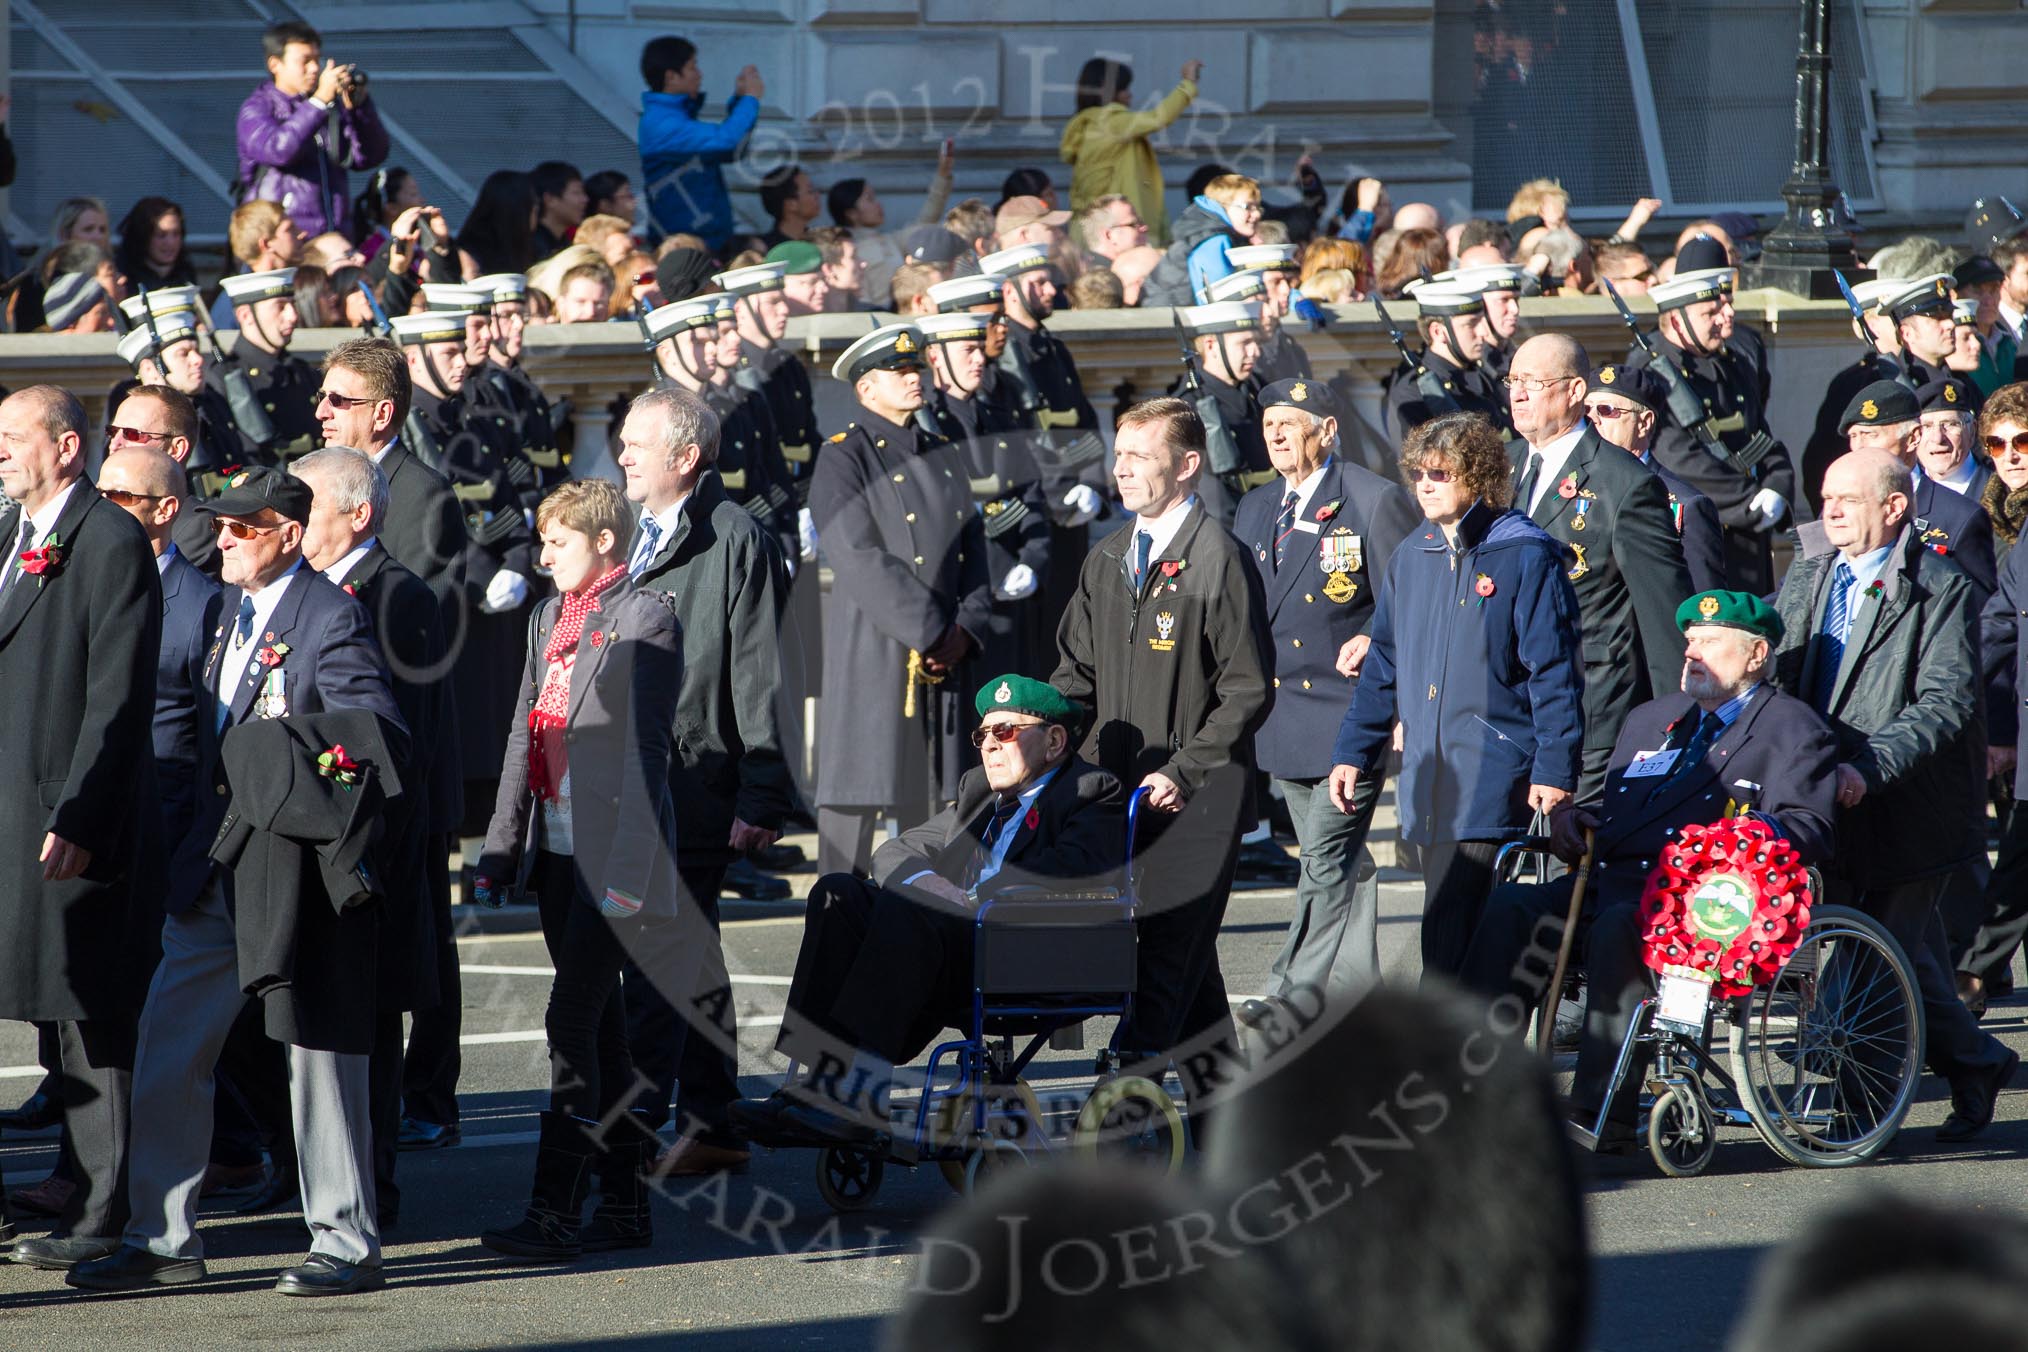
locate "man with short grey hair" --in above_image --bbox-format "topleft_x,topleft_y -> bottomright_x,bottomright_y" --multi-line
289,444 -> 456,1225
614,384 -> 796,1182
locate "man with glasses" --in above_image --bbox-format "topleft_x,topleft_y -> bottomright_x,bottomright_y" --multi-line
1582,363 -> 1725,593
112,299 -> 241,492
1914,376 -> 1990,502
729,675 -> 1122,1146
1507,334 -> 1691,801
1078,194 -> 1149,270
1829,380 -> 1995,602
107,386 -> 226,575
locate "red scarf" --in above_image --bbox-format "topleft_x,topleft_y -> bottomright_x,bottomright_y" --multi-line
528,566 -> 628,802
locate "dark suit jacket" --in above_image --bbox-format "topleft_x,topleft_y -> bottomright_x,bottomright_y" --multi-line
1233,458 -> 1420,781
1773,528 -> 1985,886
156,547 -> 223,916
1653,460 -> 1727,595
373,440 -> 470,630
1053,501 -> 1273,815
1913,473 -> 1998,602
0,482 -> 163,1021
1586,688 -> 1839,912
873,757 -> 1126,902
631,473 -> 795,861
1510,426 -> 1692,763
478,583 -> 685,918
200,564 -> 409,884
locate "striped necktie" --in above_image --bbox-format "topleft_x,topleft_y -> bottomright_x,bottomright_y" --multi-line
1273,492 -> 1299,571
1810,561 -> 1855,713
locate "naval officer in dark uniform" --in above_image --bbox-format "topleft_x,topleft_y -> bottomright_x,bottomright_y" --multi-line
1234,379 -> 1418,1007
1172,294 -> 1269,525
809,324 -> 993,877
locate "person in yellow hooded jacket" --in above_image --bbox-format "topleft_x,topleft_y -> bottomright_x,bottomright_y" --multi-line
1059,57 -> 1202,248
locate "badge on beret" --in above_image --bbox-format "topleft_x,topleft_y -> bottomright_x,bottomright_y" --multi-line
994,681 -> 1011,704
229,470 -> 250,488
1599,366 -> 1617,385
1699,595 -> 1721,620
1860,399 -> 1878,420
1945,383 -> 1959,404
1290,381 -> 1308,403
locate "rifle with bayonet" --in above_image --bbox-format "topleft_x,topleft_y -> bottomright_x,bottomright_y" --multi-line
1373,293 -> 1462,422
166,282 -> 277,456
1174,313 -> 1246,498
355,280 -> 448,474
1601,278 -> 1777,477
1833,270 -> 1916,393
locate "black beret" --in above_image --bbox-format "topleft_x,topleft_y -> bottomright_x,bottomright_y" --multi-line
1258,378 -> 1336,420
1955,255 -> 2005,290
1915,376 -> 1975,415
1838,380 -> 1920,433
1587,363 -> 1668,415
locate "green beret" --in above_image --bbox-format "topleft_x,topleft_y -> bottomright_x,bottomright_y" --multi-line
1676,589 -> 1784,644
976,674 -> 1083,728
767,240 -> 823,276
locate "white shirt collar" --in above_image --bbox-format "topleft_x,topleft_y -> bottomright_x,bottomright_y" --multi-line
323,538 -> 378,586
217,560 -> 304,700
1524,423 -> 1588,515
23,480 -> 80,547
1281,457 -> 1334,518
371,438 -> 398,466
1999,301 -> 2026,345
641,493 -> 690,541
1932,456 -> 1980,495
1132,494 -> 1199,563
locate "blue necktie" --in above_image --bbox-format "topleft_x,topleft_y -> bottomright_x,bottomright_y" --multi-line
965,795 -> 1023,893
1273,492 -> 1299,570
1650,710 -> 1723,801
1132,529 -> 1152,591
629,517 -> 663,577
235,595 -> 255,646
1811,562 -> 1855,713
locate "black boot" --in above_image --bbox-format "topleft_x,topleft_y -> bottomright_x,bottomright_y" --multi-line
481,1112 -> 596,1263
580,1111 -> 656,1252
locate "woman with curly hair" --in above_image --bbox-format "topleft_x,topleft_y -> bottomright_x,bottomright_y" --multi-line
1328,411 -> 1584,976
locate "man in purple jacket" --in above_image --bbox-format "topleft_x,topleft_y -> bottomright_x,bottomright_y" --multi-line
235,21 -> 389,241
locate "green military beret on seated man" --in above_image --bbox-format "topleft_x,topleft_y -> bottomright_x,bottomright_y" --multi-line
976,674 -> 1085,730
1675,589 -> 1784,644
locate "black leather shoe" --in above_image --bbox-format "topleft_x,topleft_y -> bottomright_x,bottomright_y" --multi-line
0,1092 -> 61,1132
11,1236 -> 120,1271
236,1166 -> 300,1216
777,1101 -> 882,1147
67,1246 -> 207,1291
723,858 -> 792,901
752,843 -> 807,873
396,1117 -> 461,1151
1939,1047 -> 2019,1143
727,1091 -> 804,1143
1233,839 -> 1301,885
275,1253 -> 384,1297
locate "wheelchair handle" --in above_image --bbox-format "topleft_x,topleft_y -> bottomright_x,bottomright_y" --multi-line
1124,785 -> 1152,863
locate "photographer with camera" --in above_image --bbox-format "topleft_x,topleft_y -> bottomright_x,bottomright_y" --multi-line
236,20 -> 390,240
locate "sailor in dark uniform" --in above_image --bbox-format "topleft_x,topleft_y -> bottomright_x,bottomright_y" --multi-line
390,309 -> 539,826
809,324 -> 992,876
918,309 -> 1053,679
1384,281 -> 1507,437
1803,276 -> 1911,515
470,274 -> 571,512
113,289 -> 244,481
421,283 -> 549,523
1583,362 -> 1727,593
212,268 -> 323,461
1443,262 -> 1529,380
705,293 -> 801,564
719,261 -> 823,532
1173,294 -> 1271,524
1886,273 -> 1981,412
1227,244 -> 1313,385
978,243 -> 1107,620
924,270 -> 1018,424
1624,266 -> 1793,595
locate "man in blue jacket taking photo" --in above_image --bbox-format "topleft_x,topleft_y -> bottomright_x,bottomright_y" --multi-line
638,36 -> 764,255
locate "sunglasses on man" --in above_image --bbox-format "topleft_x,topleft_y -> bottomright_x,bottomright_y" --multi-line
969,720 -> 1045,748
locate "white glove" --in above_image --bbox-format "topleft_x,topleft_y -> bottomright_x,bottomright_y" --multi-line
481,569 -> 530,614
1748,488 -> 1787,530
996,563 -> 1038,601
1061,484 -> 1102,526
797,507 -> 819,562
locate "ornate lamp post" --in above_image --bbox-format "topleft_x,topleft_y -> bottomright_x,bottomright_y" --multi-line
1748,0 -> 1865,297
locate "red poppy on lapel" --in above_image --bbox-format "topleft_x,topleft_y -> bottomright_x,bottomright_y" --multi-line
1556,475 -> 1578,500
1024,807 -> 1040,831
1159,559 -> 1184,578
591,630 -> 606,648
342,583 -> 359,597
19,536 -> 66,580
255,641 -> 291,666
1314,499 -> 1341,524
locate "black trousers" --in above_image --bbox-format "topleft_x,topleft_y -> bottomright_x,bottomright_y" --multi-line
1420,839 -> 1505,980
53,1018 -> 134,1240
622,862 -> 742,1143
1118,767 -> 1245,1059
533,852 -> 639,1121
1962,798 -> 2028,983
780,873 -> 970,1067
1855,874 -> 2010,1084
400,842 -> 461,1126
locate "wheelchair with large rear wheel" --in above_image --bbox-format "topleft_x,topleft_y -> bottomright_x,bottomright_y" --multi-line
813,787 -> 1189,1212
1499,833 -> 1925,1178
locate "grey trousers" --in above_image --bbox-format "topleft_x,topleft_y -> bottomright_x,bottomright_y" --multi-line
123,885 -> 379,1264
1265,773 -> 1383,1002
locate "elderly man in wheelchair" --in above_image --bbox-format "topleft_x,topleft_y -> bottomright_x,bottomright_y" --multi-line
1459,591 -> 1839,1149
731,674 -> 1125,1148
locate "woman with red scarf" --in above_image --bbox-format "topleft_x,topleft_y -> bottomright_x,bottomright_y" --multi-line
472,478 -> 685,1263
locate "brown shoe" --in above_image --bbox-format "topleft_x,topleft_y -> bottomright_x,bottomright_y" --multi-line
199,1162 -> 268,1198
7,1176 -> 74,1218
648,1138 -> 751,1178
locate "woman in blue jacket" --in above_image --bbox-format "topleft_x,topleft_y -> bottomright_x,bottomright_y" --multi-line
1330,412 -> 1584,977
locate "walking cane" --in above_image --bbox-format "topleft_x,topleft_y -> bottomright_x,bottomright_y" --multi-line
1534,827 -> 1597,1057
